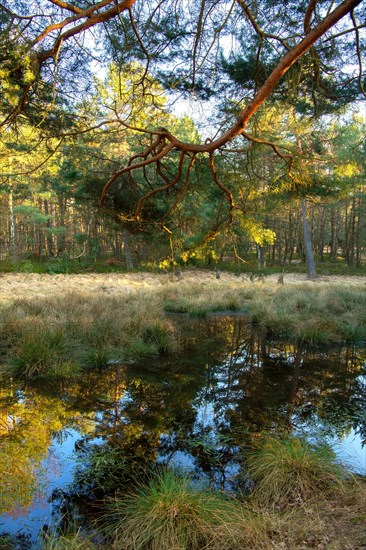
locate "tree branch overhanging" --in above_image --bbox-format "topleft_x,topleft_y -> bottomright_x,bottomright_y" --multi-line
350,9 -> 366,98
0,0 -> 138,129
100,0 -> 362,217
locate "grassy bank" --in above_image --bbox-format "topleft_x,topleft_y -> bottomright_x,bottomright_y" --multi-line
162,278 -> 366,346
0,273 -> 365,379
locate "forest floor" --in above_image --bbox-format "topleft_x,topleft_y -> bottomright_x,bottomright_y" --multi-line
0,270 -> 365,303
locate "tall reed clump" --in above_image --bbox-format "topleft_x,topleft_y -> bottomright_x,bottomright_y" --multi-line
102,469 -> 270,550
245,434 -> 346,509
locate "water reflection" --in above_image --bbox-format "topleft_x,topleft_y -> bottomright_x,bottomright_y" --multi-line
0,315 -> 365,542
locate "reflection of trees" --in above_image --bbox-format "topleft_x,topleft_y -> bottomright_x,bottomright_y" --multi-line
1,316 -> 365,518
0,391 -> 74,513
196,327 -> 296,437
186,323 -> 366,475
290,348 -> 366,443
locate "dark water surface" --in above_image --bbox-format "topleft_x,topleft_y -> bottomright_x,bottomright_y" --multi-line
0,315 -> 365,546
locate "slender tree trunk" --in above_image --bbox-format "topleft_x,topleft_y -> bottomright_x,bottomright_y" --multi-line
355,199 -> 361,267
114,231 -> 123,259
317,206 -> 325,261
330,206 -> 338,260
122,230 -> 133,270
57,195 -> 67,255
301,199 -> 317,279
289,209 -> 296,263
346,197 -> 356,266
284,210 -> 290,263
8,185 -> 16,260
257,244 -> 266,269
44,199 -> 54,257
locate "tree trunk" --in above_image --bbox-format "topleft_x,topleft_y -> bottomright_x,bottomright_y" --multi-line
301,199 -> 317,279
122,230 -> 133,270
330,206 -> 338,260
57,195 -> 67,256
44,199 -> 54,257
257,244 -> 266,269
346,197 -> 356,266
317,206 -> 325,261
355,199 -> 361,267
8,185 -> 16,260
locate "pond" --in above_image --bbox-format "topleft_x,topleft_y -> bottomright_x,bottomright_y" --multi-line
0,314 -> 365,547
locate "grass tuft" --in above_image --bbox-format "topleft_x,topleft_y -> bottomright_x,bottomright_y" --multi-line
102,469 -> 263,550
12,325 -> 65,378
246,434 -> 347,508
142,321 -> 175,353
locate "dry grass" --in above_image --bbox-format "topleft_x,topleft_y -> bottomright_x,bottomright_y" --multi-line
0,288 -> 175,377
0,270 -> 365,305
268,478 -> 366,549
41,530 -> 99,550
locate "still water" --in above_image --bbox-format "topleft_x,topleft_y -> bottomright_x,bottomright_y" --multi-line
0,315 -> 365,546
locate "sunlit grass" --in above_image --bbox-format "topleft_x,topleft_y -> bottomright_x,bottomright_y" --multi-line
163,286 -> 242,316
162,280 -> 365,345
245,283 -> 365,345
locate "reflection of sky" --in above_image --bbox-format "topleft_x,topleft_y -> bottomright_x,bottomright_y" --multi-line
332,430 -> 365,474
295,419 -> 365,475
0,429 -> 80,543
